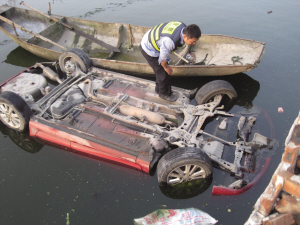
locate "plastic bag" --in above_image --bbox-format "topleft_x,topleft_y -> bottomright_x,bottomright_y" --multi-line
134,207 -> 218,225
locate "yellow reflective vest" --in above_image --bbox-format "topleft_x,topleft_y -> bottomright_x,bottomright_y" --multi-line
148,21 -> 186,52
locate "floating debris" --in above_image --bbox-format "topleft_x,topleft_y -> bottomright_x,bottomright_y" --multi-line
278,107 -> 284,113
80,8 -> 105,18
0,40 -> 12,45
134,208 -> 217,225
66,213 -> 70,225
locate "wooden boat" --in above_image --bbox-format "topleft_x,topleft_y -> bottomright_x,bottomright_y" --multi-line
0,4 -> 265,76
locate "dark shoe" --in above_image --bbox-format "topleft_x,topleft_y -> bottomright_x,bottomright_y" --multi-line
159,92 -> 178,102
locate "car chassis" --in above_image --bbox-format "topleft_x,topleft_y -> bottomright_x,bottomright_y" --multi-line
0,49 -> 272,192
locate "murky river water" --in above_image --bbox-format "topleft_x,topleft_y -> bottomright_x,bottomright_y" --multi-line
0,0 -> 300,224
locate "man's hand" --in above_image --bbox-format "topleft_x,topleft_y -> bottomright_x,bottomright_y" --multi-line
161,60 -> 173,75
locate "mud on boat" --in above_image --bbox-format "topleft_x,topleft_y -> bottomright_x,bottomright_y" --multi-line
0,49 -> 273,193
0,4 -> 265,76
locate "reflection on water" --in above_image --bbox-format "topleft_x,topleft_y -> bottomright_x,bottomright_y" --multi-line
160,178 -> 212,199
78,1 -> 150,18
0,122 -> 43,153
80,8 -> 105,18
0,39 -> 12,45
228,74 -> 260,108
5,46 -> 48,67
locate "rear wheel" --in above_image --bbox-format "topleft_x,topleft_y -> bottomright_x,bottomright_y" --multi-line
59,48 -> 92,73
0,91 -> 32,132
195,80 -> 237,105
157,147 -> 213,186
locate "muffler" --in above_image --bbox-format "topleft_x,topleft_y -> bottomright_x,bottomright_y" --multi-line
119,105 -> 174,126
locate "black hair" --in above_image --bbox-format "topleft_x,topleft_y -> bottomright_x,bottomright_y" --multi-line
183,24 -> 201,39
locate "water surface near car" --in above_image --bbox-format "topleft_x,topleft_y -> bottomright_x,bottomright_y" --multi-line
0,0 -> 299,224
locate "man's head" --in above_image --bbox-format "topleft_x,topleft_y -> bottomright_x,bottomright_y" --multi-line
183,24 -> 201,45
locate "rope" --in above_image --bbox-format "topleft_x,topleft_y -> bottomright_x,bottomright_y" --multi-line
231,56 -> 243,65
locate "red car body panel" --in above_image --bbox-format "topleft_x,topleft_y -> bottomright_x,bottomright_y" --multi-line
29,120 -> 151,173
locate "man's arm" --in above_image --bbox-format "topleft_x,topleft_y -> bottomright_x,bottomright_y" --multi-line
158,37 -> 175,75
161,60 -> 173,75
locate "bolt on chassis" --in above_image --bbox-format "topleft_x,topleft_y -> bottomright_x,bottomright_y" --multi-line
0,49 -> 272,190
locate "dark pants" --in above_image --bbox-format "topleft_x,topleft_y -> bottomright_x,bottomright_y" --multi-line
141,47 -> 172,96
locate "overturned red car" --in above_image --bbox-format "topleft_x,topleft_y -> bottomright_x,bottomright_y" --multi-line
0,49 -> 273,194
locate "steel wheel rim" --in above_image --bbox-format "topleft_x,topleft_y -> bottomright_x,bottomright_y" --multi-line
167,164 -> 207,185
0,103 -> 21,129
206,93 -> 223,103
64,60 -> 77,73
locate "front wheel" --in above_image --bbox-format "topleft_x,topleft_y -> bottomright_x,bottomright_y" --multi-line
0,91 -> 32,132
157,147 -> 213,186
195,80 -> 237,105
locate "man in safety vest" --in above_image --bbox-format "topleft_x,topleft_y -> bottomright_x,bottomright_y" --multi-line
141,21 -> 201,102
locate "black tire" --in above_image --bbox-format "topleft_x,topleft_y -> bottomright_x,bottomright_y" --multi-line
157,147 -> 213,186
59,48 -> 92,73
195,80 -> 237,105
0,91 -> 32,132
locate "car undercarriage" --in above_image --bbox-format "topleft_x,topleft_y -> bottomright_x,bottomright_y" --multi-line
0,48 -> 274,192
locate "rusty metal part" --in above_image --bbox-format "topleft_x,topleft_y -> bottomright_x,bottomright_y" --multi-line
83,79 -> 175,126
119,105 -> 174,125
83,79 -> 114,106
212,157 -> 271,195
35,63 -> 62,84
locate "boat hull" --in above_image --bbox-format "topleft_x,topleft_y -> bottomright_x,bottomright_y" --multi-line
0,5 -> 265,76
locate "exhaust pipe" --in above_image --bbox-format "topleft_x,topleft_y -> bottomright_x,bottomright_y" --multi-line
119,105 -> 175,126
35,63 -> 63,84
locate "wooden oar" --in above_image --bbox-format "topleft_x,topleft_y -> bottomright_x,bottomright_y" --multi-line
173,51 -> 190,64
20,1 -> 120,53
0,15 -> 67,50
